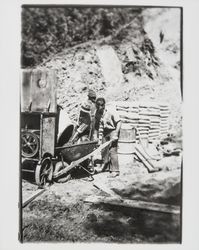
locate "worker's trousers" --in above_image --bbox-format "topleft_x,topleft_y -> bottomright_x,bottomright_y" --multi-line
102,130 -> 119,172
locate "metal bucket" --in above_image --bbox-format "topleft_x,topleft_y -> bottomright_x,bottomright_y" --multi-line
118,123 -> 136,154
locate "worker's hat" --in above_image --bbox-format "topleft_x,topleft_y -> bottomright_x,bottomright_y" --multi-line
88,89 -> 96,99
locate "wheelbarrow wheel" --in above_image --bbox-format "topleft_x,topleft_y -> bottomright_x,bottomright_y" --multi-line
35,157 -> 53,187
53,161 -> 72,183
21,131 -> 39,158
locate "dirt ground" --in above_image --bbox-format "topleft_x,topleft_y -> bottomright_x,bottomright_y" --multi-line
22,147 -> 182,243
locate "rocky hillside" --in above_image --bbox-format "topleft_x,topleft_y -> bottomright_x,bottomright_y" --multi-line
23,7 -> 182,134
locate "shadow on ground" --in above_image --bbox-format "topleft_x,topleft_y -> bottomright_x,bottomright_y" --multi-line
85,203 -> 181,243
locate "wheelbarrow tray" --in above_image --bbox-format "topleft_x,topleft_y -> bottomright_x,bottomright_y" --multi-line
53,140 -> 113,180
55,140 -> 98,163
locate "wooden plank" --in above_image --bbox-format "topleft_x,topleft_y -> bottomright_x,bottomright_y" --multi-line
21,69 -> 32,112
22,189 -> 46,208
134,145 -> 160,173
42,116 -> 56,156
84,196 -> 180,214
92,181 -> 122,201
134,152 -> 155,172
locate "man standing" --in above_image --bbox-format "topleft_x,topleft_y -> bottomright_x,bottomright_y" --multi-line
94,97 -> 121,178
71,89 -> 96,143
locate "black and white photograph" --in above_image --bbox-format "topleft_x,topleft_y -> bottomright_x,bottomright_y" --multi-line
19,4 -> 183,243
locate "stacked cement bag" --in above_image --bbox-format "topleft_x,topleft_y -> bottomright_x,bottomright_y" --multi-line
159,104 -> 170,138
138,104 -> 151,140
146,105 -> 161,142
116,104 -> 139,127
108,101 -> 170,143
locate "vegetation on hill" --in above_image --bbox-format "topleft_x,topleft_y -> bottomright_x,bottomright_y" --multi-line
21,7 -> 142,67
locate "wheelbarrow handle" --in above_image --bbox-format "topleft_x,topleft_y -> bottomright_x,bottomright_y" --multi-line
53,140 -> 113,179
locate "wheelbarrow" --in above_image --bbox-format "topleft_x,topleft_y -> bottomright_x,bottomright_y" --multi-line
53,140 -> 113,183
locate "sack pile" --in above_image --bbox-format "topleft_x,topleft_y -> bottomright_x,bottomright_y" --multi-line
109,101 -> 170,142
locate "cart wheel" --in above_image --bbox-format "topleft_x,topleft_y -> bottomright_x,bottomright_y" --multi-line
53,161 -> 72,183
21,131 -> 39,158
35,157 -> 53,187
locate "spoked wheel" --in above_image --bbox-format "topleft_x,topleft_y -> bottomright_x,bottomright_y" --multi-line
21,131 -> 39,158
35,157 -> 53,187
53,161 -> 72,183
